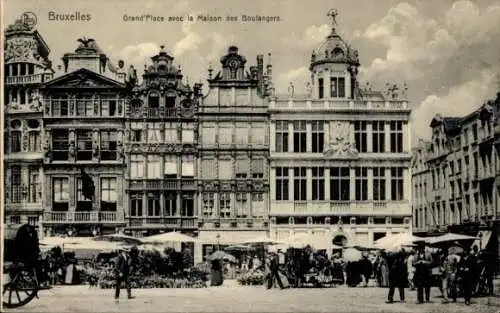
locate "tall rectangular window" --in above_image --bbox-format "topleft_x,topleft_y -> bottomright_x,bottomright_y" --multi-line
100,99 -> 117,117
219,193 -> 231,218
311,121 -> 324,153
251,158 -> 264,179
147,192 -> 161,216
101,178 -> 117,211
390,121 -> 403,153
293,167 -> 307,201
218,123 -> 233,146
181,193 -> 194,217
10,131 -> 22,153
130,123 -> 143,142
391,167 -> 404,200
164,155 -> 177,177
354,121 -> 367,153
76,178 -> 92,211
373,167 -> 386,201
355,167 -> 368,201
11,166 -> 22,203
148,122 -> 162,143
202,193 -> 215,217
130,154 -> 144,179
52,178 -> 69,211
28,166 -> 39,203
181,155 -> 194,177
201,158 -> 217,179
235,124 -> 249,145
218,159 -> 233,180
164,122 -> 178,143
28,131 -> 40,152
330,77 -> 346,98
312,167 -> 325,200
275,121 -> 288,152
164,192 -> 177,216
330,167 -> 349,200
372,121 -> 385,153
51,98 -> 69,116
146,155 -> 161,179
52,129 -> 69,161
275,167 -> 289,201
201,124 -> 215,146
293,121 -> 307,153
76,97 -> 93,116
100,131 -> 117,160
236,192 -> 248,218
181,123 -> 194,144
318,78 -> 324,99
76,130 -> 93,161
130,193 -> 143,217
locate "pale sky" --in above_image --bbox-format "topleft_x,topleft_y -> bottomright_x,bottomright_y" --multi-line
4,0 -> 500,142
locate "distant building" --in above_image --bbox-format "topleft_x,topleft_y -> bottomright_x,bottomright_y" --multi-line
40,38 -> 131,237
3,18 -> 54,235
124,46 -> 201,244
412,93 -> 500,257
268,12 -> 413,249
195,46 -> 272,263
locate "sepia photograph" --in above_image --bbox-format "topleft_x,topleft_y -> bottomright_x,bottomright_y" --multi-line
1,0 -> 500,312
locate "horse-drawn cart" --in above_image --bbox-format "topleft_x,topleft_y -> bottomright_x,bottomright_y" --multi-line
2,224 -> 40,309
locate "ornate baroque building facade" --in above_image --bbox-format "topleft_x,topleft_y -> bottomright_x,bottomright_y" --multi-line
269,16 -> 413,249
4,18 -> 54,234
124,46 -> 201,240
195,46 -> 272,262
40,38 -> 132,236
411,93 -> 500,262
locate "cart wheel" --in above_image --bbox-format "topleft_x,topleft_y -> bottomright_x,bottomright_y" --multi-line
2,269 -> 38,308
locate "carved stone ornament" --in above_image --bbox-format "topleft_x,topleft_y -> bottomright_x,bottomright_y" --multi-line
4,37 -> 40,63
220,182 -> 232,191
324,121 -> 358,157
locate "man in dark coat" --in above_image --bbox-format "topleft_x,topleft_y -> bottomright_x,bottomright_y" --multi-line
386,251 -> 407,303
14,223 -> 40,272
458,247 -> 476,305
267,252 -> 284,289
413,241 -> 433,303
114,247 -> 136,303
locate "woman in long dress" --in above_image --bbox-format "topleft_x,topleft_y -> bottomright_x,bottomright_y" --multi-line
379,255 -> 389,287
210,259 -> 223,286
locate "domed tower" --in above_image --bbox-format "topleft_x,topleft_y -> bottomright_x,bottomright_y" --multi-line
309,9 -> 360,100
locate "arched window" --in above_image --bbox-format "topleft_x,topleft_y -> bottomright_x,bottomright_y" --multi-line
10,119 -> 22,153
148,91 -> 160,108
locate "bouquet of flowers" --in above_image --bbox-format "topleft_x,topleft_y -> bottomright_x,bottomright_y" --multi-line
236,270 -> 266,286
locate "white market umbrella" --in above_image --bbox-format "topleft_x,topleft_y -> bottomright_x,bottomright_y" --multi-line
282,233 -> 331,250
142,231 -> 198,244
343,247 -> 363,262
63,238 -> 124,251
39,236 -> 88,248
428,233 -> 477,245
241,236 -> 284,245
94,233 -> 143,245
224,244 -> 255,252
375,233 -> 424,251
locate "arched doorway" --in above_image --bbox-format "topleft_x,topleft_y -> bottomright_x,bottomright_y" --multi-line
332,235 -> 348,247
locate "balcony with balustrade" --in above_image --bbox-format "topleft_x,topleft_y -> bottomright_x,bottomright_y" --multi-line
126,179 -> 196,191
270,200 -> 411,216
127,216 -> 197,229
5,73 -> 53,86
269,98 -> 410,113
43,211 -> 125,225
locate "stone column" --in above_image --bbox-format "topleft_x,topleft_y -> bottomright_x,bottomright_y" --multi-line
288,122 -> 293,152
385,122 -> 391,153
324,70 -> 331,99
367,168 -> 373,200
270,122 -> 276,152
367,122 -> 373,152
289,167 -> 295,202
306,122 -> 312,152
385,168 -> 392,201
350,168 -> 356,201
325,168 -> 331,201
306,168 -> 312,202
404,168 -> 411,202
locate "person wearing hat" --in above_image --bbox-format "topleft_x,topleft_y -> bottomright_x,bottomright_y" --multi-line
458,246 -> 475,305
441,243 -> 461,303
114,246 -> 136,303
266,252 -> 285,289
413,240 -> 433,304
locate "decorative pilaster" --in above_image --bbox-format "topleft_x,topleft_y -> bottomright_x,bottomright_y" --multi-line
367,168 -> 373,200
92,128 -> 100,162
367,122 -> 373,153
385,168 -> 392,200
384,122 -> 391,153
325,168 -> 331,200
349,168 -> 355,201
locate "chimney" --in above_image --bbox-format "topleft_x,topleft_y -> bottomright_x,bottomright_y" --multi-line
257,54 -> 264,94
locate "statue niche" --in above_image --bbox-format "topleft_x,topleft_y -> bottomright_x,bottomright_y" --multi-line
324,121 -> 358,157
